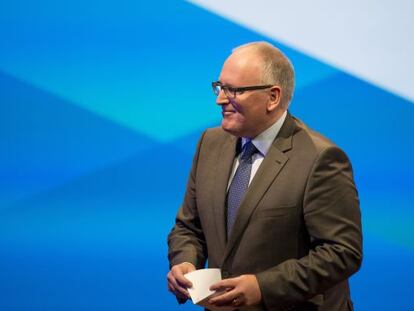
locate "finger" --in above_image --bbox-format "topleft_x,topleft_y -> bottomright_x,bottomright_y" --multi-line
209,288 -> 238,306
171,285 -> 189,301
168,282 -> 182,296
210,278 -> 236,291
172,280 -> 191,298
168,273 -> 191,298
167,282 -> 176,293
173,270 -> 193,288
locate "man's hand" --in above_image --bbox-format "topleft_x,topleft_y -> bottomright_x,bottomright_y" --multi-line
167,262 -> 196,302
208,274 -> 262,308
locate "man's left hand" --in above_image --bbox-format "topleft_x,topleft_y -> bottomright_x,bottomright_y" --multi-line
208,274 -> 262,308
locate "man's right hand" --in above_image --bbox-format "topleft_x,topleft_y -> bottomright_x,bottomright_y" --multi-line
167,262 -> 196,303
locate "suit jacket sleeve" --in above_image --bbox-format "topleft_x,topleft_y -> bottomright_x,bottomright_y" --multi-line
255,145 -> 363,309
167,131 -> 208,269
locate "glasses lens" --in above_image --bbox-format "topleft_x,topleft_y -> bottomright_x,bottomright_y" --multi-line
212,83 -> 221,96
211,82 -> 235,98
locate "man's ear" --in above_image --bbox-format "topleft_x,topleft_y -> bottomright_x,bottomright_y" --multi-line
267,86 -> 281,112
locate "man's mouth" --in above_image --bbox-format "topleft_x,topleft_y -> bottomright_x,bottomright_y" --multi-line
222,111 -> 235,117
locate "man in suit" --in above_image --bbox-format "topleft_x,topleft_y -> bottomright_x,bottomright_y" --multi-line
167,42 -> 362,311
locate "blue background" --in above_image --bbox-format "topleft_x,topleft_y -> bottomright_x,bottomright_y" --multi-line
1,1 -> 413,310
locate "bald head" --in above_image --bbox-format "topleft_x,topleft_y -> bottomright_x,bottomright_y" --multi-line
232,42 -> 295,108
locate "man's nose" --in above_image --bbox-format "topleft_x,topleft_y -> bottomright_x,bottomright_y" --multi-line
216,89 -> 229,106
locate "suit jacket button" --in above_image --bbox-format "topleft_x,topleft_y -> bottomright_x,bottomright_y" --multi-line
222,271 -> 229,278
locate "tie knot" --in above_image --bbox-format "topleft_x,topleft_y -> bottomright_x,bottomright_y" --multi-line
241,141 -> 257,162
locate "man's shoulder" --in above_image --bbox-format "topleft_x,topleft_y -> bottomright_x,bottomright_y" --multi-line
204,126 -> 229,136
290,115 -> 342,154
202,126 -> 234,143
193,126 -> 237,157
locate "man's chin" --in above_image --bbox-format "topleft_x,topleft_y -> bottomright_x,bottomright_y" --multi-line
221,122 -> 242,137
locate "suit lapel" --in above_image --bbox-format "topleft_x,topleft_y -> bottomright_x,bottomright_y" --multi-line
223,113 -> 297,262
212,134 -> 238,257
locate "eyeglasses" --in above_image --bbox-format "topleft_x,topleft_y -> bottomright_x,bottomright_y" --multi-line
212,81 -> 273,98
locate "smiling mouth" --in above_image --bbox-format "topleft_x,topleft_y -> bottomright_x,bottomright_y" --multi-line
222,109 -> 236,113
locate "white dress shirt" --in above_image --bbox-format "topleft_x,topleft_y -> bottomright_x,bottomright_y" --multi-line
227,111 -> 287,189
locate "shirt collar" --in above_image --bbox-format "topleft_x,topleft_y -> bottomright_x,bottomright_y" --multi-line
241,111 -> 287,157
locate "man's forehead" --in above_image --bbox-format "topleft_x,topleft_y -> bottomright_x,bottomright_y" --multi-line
219,51 -> 263,84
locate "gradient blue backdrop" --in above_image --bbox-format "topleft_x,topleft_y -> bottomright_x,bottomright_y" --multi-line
1,1 -> 413,310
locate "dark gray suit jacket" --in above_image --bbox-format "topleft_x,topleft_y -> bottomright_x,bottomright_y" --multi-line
168,113 -> 362,311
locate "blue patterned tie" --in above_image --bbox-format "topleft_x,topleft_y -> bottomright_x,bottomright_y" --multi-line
226,140 -> 257,237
